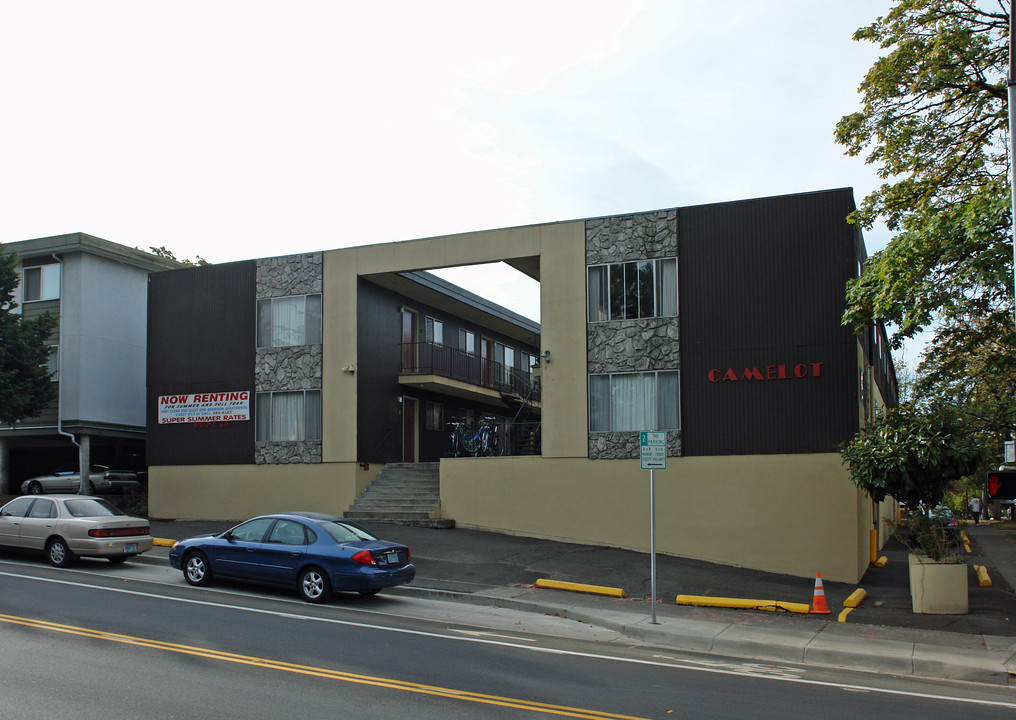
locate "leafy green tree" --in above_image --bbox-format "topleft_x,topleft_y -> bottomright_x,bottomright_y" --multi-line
143,245 -> 209,266
0,246 -> 58,424
836,0 -> 1014,436
841,402 -> 983,507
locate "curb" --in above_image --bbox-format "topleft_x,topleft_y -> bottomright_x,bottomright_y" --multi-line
137,550 -> 1016,686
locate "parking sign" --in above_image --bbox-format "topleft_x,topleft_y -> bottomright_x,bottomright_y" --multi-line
640,431 -> 667,470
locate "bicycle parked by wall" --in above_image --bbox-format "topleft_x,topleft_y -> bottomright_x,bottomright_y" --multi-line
448,416 -> 500,457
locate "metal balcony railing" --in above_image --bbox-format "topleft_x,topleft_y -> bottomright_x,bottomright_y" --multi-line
400,342 -> 541,402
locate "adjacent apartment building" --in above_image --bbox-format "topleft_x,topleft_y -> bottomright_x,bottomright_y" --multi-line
146,188 -> 897,583
0,234 -> 181,494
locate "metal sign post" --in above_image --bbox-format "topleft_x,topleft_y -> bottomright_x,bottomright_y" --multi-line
640,431 -> 667,624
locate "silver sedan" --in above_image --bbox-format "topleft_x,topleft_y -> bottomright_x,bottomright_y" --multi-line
0,495 -> 153,567
20,465 -> 140,495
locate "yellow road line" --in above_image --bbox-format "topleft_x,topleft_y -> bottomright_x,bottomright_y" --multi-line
0,612 -> 649,720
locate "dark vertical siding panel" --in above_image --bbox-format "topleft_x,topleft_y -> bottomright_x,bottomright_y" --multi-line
357,279 -> 405,462
147,261 -> 256,465
680,189 -> 860,455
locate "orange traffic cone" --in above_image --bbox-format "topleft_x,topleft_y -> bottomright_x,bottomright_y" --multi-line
809,572 -> 830,614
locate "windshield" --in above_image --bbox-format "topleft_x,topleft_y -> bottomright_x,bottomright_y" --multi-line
64,498 -> 125,518
320,520 -> 377,543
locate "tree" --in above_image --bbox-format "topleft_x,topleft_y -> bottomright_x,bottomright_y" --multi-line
143,245 -> 209,266
836,0 -> 1014,433
840,402 -> 983,507
0,246 -> 58,424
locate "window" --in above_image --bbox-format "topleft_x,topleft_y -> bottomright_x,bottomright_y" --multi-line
587,258 -> 678,322
47,345 -> 59,381
425,317 -> 444,344
28,499 -> 56,519
425,402 -> 443,430
257,294 -> 322,348
588,371 -> 680,432
459,329 -> 475,355
230,517 -> 274,543
22,264 -> 60,302
255,390 -> 322,441
267,519 -> 309,545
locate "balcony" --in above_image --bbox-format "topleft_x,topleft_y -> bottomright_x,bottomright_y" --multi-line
398,342 -> 541,408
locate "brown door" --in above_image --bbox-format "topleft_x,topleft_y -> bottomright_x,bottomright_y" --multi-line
402,397 -> 418,462
401,309 -> 417,372
480,337 -> 493,387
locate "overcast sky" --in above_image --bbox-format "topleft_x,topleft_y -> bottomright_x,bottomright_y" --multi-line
2,1 -> 897,337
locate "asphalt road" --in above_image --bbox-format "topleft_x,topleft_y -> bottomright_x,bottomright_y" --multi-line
2,555 -> 1015,719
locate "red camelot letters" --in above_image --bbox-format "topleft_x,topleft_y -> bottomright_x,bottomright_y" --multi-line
707,363 -> 824,383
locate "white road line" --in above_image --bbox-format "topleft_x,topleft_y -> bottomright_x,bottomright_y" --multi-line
1,567 -> 1013,710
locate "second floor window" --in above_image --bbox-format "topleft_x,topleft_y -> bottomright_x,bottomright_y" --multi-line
587,258 -> 678,322
257,294 -> 322,348
426,317 -> 444,344
23,264 -> 61,302
459,329 -> 475,355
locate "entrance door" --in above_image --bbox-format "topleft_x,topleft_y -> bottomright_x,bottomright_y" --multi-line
402,397 -> 418,462
401,309 -> 418,372
480,337 -> 493,387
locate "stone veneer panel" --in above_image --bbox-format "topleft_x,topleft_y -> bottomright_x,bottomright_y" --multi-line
256,440 -> 322,465
587,319 -> 679,374
586,211 -> 681,460
585,210 -> 677,265
257,252 -> 323,298
255,346 -> 322,390
255,253 -> 323,465
588,430 -> 682,460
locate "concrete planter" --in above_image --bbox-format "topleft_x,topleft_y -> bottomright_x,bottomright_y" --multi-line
908,554 -> 968,614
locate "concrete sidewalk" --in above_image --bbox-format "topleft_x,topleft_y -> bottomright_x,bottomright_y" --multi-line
145,518 -> 1016,686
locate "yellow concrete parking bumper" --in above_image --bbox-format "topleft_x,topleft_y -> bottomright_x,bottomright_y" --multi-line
153,538 -> 176,547
535,579 -> 626,598
674,595 -> 810,614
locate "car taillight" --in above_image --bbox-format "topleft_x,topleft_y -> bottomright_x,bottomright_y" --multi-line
352,549 -> 376,566
89,526 -> 149,538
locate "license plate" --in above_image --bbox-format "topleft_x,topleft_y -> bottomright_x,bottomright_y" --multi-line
124,544 -> 137,553
385,552 -> 399,564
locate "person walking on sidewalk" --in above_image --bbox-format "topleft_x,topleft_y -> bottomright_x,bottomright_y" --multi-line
969,495 -> 982,525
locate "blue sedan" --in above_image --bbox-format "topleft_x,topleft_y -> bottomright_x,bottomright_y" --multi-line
168,512 -> 415,603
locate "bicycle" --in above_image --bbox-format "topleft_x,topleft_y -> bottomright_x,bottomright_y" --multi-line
448,416 -> 500,457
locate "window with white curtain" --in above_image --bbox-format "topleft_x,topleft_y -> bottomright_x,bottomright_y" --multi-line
588,371 -> 680,432
257,294 -> 322,348
587,258 -> 678,322
256,390 -> 322,441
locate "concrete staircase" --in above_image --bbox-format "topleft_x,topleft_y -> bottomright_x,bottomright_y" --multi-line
345,462 -> 454,528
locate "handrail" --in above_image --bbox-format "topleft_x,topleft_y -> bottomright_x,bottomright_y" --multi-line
401,341 -> 540,401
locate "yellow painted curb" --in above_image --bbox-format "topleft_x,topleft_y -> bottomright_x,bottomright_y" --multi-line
843,588 -> 867,608
838,607 -> 853,622
535,579 -> 626,598
974,565 -> 992,587
153,538 -> 176,547
874,556 -> 888,568
675,595 -> 810,614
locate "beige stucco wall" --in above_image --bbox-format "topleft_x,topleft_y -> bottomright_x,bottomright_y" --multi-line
149,463 -> 367,522
440,452 -> 868,583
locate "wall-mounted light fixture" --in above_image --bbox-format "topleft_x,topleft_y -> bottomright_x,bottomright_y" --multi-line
541,350 -> 551,364
342,364 -> 356,374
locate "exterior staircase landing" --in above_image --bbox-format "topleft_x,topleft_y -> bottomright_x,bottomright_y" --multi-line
344,462 -> 454,529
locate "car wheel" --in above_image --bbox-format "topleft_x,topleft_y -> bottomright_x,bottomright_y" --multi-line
183,551 -> 212,586
27,481 -> 42,495
298,567 -> 331,603
46,537 -> 76,568
108,555 -> 129,564
88,481 -> 96,494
